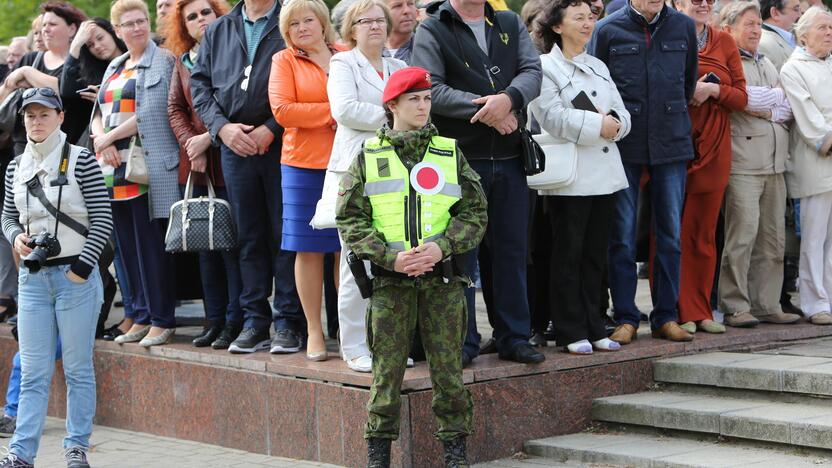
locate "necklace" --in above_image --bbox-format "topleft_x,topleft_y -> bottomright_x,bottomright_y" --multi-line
697,27 -> 709,51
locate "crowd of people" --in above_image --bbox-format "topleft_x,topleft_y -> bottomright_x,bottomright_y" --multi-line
0,0 -> 830,465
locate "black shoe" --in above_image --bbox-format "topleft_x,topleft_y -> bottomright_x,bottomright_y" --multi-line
781,298 -> 805,317
479,337 -> 497,355
443,437 -> 469,468
529,332 -> 547,347
211,324 -> 241,350
228,328 -> 271,354
0,454 -> 32,468
0,298 -> 16,323
367,437 -> 391,468
0,415 -> 15,437
270,329 -> 303,354
192,324 -> 223,348
101,322 -> 124,341
543,321 -> 556,341
499,343 -> 545,364
461,352 -> 473,368
65,447 -> 90,468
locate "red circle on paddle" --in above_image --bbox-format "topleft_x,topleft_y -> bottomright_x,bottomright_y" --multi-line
416,167 -> 439,190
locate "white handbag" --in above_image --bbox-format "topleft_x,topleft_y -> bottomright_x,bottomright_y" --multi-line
309,170 -> 340,230
526,131 -> 578,190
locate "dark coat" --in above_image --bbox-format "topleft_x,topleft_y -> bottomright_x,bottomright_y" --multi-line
588,3 -> 698,165
190,0 -> 285,142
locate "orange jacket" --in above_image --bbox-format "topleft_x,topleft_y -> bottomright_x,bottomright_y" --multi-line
269,45 -> 345,169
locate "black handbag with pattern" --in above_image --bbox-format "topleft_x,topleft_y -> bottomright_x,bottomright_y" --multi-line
164,173 -> 236,252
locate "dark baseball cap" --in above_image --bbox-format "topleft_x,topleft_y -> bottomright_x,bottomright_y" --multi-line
20,87 -> 63,113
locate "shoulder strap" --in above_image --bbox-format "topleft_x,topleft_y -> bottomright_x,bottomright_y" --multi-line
32,51 -> 45,70
24,143 -> 89,237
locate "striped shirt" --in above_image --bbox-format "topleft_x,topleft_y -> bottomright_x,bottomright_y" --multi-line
2,149 -> 114,279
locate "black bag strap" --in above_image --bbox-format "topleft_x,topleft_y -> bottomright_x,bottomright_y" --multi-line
24,143 -> 89,237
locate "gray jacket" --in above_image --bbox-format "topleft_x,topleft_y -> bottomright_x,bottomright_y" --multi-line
93,40 -> 180,220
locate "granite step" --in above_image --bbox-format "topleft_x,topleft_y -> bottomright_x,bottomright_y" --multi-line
591,390 -> 832,450
653,352 -> 832,396
523,432 -> 832,467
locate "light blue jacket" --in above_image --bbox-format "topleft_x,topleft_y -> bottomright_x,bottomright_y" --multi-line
93,40 -> 180,219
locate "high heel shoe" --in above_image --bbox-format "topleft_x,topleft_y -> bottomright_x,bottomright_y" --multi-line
306,349 -> 328,361
114,326 -> 150,344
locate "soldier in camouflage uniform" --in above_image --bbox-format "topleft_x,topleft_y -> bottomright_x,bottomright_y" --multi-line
336,67 -> 487,468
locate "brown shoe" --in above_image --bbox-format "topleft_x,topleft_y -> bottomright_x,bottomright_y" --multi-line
810,313 -> 832,325
757,311 -> 801,324
651,321 -> 694,342
610,324 -> 637,345
724,311 -> 760,328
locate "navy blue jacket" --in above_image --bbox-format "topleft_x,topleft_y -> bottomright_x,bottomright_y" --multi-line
588,3 -> 698,165
190,1 -> 285,143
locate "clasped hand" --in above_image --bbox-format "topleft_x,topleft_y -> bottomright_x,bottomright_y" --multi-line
471,94 -> 517,135
393,242 -> 443,277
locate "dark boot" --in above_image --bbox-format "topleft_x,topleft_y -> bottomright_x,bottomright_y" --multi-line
367,437 -> 391,468
443,437 -> 469,468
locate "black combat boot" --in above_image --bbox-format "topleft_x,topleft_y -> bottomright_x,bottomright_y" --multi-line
443,437 -> 469,468
367,437 -> 391,468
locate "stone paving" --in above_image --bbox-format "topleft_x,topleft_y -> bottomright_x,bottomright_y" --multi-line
6,417 -> 340,468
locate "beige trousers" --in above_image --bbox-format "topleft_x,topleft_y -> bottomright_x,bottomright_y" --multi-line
719,173 -> 786,316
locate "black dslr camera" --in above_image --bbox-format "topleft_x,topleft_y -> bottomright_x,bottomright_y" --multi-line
24,232 -> 61,272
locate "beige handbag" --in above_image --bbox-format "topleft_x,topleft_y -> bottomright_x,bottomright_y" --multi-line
125,136 -> 149,185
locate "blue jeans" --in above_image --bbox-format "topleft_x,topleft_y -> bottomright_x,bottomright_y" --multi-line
609,161 -> 686,329
220,143 -> 303,332
179,184 -> 243,328
468,158 -> 531,352
5,343 -> 62,418
12,265 -> 102,463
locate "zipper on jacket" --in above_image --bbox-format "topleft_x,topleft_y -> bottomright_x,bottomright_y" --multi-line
416,195 -> 422,243
404,196 -> 410,244
483,64 -> 498,160
408,188 -> 419,249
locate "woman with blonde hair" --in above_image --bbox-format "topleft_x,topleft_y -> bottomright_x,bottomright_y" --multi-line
326,0 -> 406,372
91,0 -> 180,347
780,6 -> 832,325
269,0 -> 344,361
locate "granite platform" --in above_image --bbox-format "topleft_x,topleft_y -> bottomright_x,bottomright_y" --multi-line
0,322 -> 830,467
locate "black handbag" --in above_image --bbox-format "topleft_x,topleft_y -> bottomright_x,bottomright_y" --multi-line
519,119 -> 546,176
165,172 -> 236,252
0,89 -> 23,139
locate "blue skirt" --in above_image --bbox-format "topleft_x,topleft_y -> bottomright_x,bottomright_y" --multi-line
281,165 -> 341,253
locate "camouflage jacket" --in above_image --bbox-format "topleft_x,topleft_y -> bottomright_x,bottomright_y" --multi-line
336,124 -> 488,273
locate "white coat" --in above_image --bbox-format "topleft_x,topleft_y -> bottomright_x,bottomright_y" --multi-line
326,48 -> 406,173
528,45 -> 630,197
780,47 -> 832,199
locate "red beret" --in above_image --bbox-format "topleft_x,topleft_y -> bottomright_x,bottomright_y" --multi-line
383,67 -> 432,104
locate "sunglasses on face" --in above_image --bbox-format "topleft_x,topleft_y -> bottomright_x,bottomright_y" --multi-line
186,8 -> 213,22
690,0 -> 716,6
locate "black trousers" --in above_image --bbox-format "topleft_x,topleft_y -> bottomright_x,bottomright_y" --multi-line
547,194 -> 615,345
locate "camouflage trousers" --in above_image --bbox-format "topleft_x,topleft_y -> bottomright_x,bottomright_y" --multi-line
364,277 -> 473,442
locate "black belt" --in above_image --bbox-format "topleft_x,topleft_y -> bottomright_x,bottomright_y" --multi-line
43,255 -> 78,267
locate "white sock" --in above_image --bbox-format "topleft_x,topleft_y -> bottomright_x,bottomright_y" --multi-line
567,339 -> 592,354
592,338 -> 621,351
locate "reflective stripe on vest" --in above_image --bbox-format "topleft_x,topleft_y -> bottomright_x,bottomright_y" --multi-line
363,136 -> 461,250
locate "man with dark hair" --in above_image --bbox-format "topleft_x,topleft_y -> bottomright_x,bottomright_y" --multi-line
588,0 -> 698,344
759,0 -> 801,71
191,0 -> 306,355
411,0 -> 544,365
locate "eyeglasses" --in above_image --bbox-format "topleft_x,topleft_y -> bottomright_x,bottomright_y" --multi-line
689,0 -> 716,5
116,17 -> 149,30
186,8 -> 213,22
353,17 -> 388,27
22,87 -> 58,99
240,65 -> 252,91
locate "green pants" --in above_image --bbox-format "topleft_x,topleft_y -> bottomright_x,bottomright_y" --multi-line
364,277 -> 473,442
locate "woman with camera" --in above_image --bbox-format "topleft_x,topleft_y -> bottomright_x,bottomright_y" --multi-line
0,88 -> 112,468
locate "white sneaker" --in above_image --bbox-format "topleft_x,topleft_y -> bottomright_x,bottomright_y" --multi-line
346,355 -> 372,373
